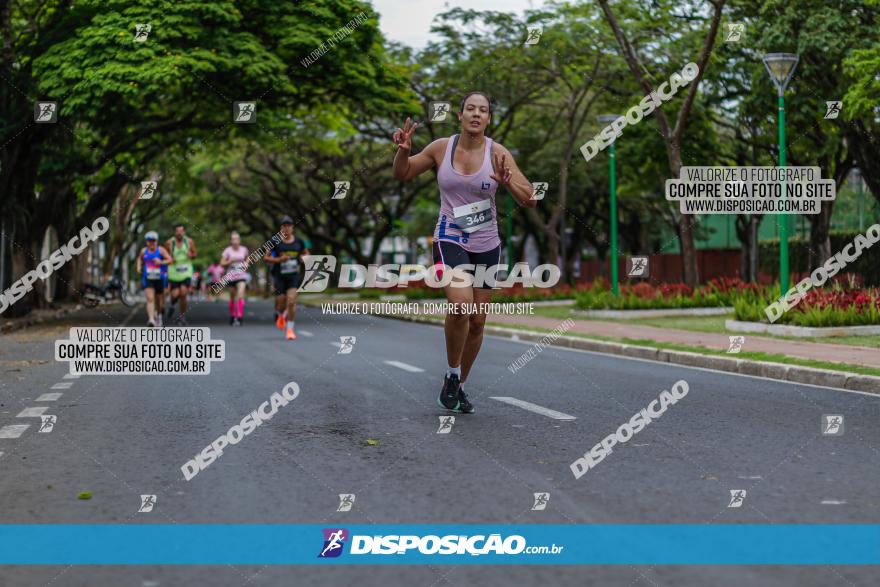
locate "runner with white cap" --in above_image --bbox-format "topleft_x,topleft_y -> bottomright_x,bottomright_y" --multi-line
136,231 -> 172,327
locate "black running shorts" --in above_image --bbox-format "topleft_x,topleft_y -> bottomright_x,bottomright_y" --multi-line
432,240 -> 501,290
272,272 -> 303,295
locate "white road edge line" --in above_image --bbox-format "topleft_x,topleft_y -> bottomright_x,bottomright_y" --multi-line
0,424 -> 30,438
489,397 -> 577,420
62,373 -> 80,380
383,360 -> 425,373
483,333 -> 880,399
298,330 -> 314,337
17,407 -> 48,418
36,393 -> 63,401
51,382 -> 73,390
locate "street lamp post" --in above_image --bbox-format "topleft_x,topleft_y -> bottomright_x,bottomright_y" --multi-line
762,53 -> 799,293
507,193 -> 513,268
598,114 -> 622,295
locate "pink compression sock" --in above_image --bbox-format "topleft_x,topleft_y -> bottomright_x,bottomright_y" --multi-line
237,299 -> 245,318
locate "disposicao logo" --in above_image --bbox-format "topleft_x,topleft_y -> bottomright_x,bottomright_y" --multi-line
318,528 -> 348,558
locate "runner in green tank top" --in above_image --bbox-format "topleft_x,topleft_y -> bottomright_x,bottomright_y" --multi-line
165,224 -> 197,325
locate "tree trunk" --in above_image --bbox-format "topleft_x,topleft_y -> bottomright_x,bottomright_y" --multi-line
668,146 -> 698,285
808,201 -> 834,270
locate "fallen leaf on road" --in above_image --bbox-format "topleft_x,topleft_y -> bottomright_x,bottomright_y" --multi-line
77,492 -> 92,500
364,439 -> 380,446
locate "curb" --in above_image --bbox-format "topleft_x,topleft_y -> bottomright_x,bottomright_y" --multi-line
725,319 -> 880,338
369,311 -> 880,395
0,306 -> 79,335
574,306 -> 733,319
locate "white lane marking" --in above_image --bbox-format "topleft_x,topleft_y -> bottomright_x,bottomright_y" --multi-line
121,304 -> 139,326
330,342 -> 342,348
298,330 -> 314,337
36,393 -> 63,401
17,407 -> 48,418
51,382 -> 73,389
489,397 -> 577,420
738,475 -> 763,480
484,333 -> 880,398
63,373 -> 80,380
821,499 -> 846,505
384,360 -> 425,373
0,424 -> 30,438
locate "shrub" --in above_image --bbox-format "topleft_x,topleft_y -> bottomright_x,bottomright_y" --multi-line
574,278 -> 773,310
731,286 -> 880,326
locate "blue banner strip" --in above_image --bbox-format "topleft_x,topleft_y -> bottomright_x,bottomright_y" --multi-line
0,525 -> 877,565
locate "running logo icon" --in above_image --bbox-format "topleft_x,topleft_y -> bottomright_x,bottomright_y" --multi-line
524,26 -> 542,46
824,101 -> 842,120
725,23 -> 744,42
428,102 -> 451,122
34,102 -> 57,123
437,416 -> 455,434
299,255 -> 336,292
139,181 -> 157,200
727,336 -> 745,354
233,102 -> 256,123
337,494 -> 355,512
727,490 -> 746,508
822,414 -> 844,436
531,492 -> 550,511
338,336 -> 356,354
138,494 -> 156,513
38,415 -> 56,433
134,23 -> 151,42
531,182 -> 548,201
318,528 -> 348,558
628,256 -> 648,277
332,181 -> 350,200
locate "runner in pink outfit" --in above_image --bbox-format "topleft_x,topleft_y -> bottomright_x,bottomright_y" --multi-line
391,92 -> 538,414
220,231 -> 250,327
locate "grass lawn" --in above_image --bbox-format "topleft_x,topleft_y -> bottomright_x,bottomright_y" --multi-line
485,320 -> 880,378
531,305 -> 880,348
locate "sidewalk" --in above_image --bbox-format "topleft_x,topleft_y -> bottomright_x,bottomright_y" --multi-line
0,303 -> 80,334
487,314 -> 880,370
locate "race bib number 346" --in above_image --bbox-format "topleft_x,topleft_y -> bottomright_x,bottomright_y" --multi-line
453,199 -> 492,233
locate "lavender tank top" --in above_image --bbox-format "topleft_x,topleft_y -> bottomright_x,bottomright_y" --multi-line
433,134 -> 501,253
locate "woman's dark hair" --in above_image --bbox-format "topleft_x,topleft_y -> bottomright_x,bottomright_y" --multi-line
459,91 -> 492,115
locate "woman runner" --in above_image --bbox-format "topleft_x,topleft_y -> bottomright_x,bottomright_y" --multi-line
391,92 -> 537,414
220,231 -> 250,327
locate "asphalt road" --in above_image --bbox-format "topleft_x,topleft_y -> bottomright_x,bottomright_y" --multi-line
1,298 -> 878,586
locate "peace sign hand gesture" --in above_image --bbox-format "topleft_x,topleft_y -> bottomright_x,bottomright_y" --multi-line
490,151 -> 513,189
392,117 -> 418,152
